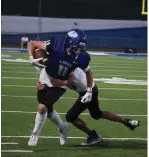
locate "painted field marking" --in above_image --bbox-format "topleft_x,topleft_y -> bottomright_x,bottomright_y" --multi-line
93,69 -> 146,72
94,75 -> 147,78
1,150 -> 33,153
2,62 -> 147,66
2,63 -> 29,65
1,85 -> 147,91
91,65 -> 147,69
1,136 -> 147,141
1,143 -> 18,145
1,95 -> 147,101
2,71 -> 38,74
2,71 -> 147,78
1,77 -> 147,83
2,67 -> 33,69
2,77 -> 37,80
90,63 -> 146,66
1,66 -> 147,72
1,110 -> 147,117
1,63 -> 147,69
90,60 -> 146,64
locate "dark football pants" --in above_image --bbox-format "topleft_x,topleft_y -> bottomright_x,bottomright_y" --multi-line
37,86 -> 66,114
66,85 -> 103,122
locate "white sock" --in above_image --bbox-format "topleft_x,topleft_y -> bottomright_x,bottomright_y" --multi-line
48,110 -> 64,130
32,112 -> 47,134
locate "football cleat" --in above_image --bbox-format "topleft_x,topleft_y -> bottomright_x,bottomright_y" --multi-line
58,122 -> 69,145
124,119 -> 140,130
80,130 -> 103,146
28,133 -> 39,146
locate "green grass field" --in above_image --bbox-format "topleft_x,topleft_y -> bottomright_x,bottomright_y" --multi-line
1,52 -> 147,157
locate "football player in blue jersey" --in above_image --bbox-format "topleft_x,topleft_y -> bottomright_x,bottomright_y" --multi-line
27,29 -> 94,146
28,29 -> 93,104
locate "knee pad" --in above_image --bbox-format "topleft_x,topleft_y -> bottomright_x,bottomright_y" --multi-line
65,112 -> 77,123
90,110 -> 103,120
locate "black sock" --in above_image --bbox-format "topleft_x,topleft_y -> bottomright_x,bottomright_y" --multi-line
89,130 -> 97,136
124,118 -> 130,125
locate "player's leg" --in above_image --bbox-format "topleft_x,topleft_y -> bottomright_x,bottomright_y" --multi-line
43,87 -> 68,145
32,104 -> 47,134
66,96 -> 91,134
91,104 -> 140,130
47,110 -> 68,145
28,85 -> 49,146
88,85 -> 140,130
28,85 -> 67,146
28,103 -> 47,146
66,95 -> 102,145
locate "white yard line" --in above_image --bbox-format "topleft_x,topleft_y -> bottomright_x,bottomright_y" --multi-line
2,67 -> 147,72
1,110 -> 147,117
91,65 -> 147,69
94,75 -> 147,78
1,94 -> 147,101
2,67 -> 33,69
2,63 -> 29,65
2,71 -> 147,78
2,64 -> 147,69
2,71 -> 38,74
2,60 -> 146,64
1,150 -> 33,153
1,76 -> 147,82
2,77 -> 37,80
2,85 -> 36,88
90,63 -> 146,66
1,85 -> 147,91
1,143 -> 18,145
91,60 -> 146,64
93,69 -> 146,72
1,136 -> 147,141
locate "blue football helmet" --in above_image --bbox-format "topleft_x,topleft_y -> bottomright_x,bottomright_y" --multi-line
64,29 -> 87,55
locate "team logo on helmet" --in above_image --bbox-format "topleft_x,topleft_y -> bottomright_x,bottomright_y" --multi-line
67,31 -> 78,38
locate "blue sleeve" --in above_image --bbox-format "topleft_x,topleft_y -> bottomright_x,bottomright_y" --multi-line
46,36 -> 55,52
46,37 -> 64,53
78,52 -> 91,70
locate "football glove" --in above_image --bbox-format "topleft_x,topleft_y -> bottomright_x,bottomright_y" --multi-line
29,56 -> 45,68
81,88 -> 92,103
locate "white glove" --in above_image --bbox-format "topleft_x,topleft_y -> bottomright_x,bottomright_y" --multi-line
29,56 -> 45,68
81,88 -> 92,103
34,66 -> 43,73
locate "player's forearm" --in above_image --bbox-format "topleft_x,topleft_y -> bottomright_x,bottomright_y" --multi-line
85,68 -> 93,88
27,41 -> 35,57
28,41 -> 46,57
51,79 -> 66,87
51,79 -> 71,87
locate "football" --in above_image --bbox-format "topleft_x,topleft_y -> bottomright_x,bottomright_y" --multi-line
33,49 -> 48,65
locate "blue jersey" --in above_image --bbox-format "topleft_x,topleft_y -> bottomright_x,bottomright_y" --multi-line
45,37 -> 90,80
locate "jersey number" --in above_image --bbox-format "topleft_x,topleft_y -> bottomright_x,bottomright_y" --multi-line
58,65 -> 69,77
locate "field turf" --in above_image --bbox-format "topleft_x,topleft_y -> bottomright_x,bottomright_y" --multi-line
1,52 -> 147,157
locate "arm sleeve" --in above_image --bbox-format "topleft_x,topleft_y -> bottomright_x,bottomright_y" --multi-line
78,53 -> 91,70
46,36 -> 55,52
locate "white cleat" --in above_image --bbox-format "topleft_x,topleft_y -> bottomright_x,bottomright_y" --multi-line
124,119 -> 140,130
28,133 -> 39,146
59,122 -> 69,145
